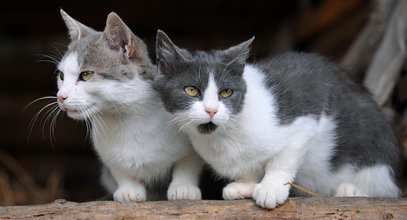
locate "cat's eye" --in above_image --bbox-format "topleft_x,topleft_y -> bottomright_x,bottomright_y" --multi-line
58,71 -> 64,81
80,71 -> 94,81
220,89 -> 233,98
184,86 -> 200,97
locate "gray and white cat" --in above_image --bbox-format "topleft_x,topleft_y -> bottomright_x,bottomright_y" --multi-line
56,11 -> 203,201
154,31 -> 401,209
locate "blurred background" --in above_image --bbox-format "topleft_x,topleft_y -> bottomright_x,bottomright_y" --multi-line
0,0 -> 406,205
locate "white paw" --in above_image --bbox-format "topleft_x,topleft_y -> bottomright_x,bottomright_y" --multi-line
223,182 -> 255,200
252,183 -> 289,209
167,184 -> 201,200
336,183 -> 368,197
113,186 -> 146,202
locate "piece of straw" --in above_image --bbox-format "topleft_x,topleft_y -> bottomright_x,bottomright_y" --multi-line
284,182 -> 325,198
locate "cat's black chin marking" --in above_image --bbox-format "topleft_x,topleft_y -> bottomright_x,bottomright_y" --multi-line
198,122 -> 218,134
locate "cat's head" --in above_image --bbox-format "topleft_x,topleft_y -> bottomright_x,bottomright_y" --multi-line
57,10 -> 156,120
155,30 -> 254,134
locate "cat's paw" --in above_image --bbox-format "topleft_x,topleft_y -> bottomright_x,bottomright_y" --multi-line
252,183 -> 289,209
223,182 -> 255,200
336,183 -> 368,197
113,186 -> 146,202
167,184 -> 202,200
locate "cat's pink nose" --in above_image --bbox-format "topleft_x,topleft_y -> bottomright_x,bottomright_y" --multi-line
57,95 -> 68,103
206,108 -> 217,118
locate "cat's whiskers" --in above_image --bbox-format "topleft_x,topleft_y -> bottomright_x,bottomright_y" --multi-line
178,121 -> 194,132
28,101 -> 59,142
80,107 -> 92,141
41,104 -> 59,129
22,96 -> 58,113
80,105 -> 95,139
50,108 -> 62,144
47,106 -> 61,146
50,44 -> 64,61
88,106 -> 108,137
42,105 -> 60,142
168,112 -> 190,127
36,54 -> 62,66
81,106 -> 97,140
106,100 -> 121,115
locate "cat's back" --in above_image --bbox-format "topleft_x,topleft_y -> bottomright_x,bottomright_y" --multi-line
255,52 -> 339,124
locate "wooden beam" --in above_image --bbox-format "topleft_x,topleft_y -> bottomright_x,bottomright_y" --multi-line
0,198 -> 406,219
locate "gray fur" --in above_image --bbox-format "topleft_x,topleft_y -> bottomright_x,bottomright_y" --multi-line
155,31 -> 400,174
60,10 -> 157,82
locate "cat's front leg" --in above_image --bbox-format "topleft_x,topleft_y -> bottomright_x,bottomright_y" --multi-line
223,180 -> 256,200
253,150 -> 305,209
110,167 -> 146,202
252,163 -> 293,209
253,117 -> 317,209
167,153 -> 204,200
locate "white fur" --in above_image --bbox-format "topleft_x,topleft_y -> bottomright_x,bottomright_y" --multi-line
57,52 -> 204,201
223,181 -> 256,200
178,64 -> 399,209
203,73 -> 219,112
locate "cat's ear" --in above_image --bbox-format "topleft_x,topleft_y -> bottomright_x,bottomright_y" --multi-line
222,37 -> 255,63
156,30 -> 187,63
101,12 -> 139,59
60,9 -> 96,41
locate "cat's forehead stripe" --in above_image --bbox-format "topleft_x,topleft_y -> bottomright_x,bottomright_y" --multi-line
202,73 -> 220,110
58,52 -> 80,75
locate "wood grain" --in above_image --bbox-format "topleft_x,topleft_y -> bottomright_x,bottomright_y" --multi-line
0,198 -> 406,219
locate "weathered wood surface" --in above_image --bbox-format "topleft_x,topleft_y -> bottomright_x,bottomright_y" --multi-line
0,198 -> 406,219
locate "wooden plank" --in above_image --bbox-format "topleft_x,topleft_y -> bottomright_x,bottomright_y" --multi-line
0,198 -> 406,219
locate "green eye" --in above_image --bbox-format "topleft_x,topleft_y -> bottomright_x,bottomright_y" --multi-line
184,86 -> 200,97
58,71 -> 64,80
220,89 -> 233,98
80,71 -> 94,81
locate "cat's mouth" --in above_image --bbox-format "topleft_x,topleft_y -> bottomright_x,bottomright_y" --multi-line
65,108 -> 85,119
61,106 -> 94,120
197,122 -> 218,134
65,108 -> 80,113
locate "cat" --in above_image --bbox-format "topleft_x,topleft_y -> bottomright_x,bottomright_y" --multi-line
154,30 -> 401,209
56,11 -> 203,201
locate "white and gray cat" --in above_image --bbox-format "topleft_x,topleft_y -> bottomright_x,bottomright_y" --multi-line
154,30 -> 401,209
56,11 -> 204,201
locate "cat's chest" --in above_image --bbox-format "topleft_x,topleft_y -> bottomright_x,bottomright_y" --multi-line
190,129 -> 273,178
91,115 -> 184,170
93,129 -> 158,166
